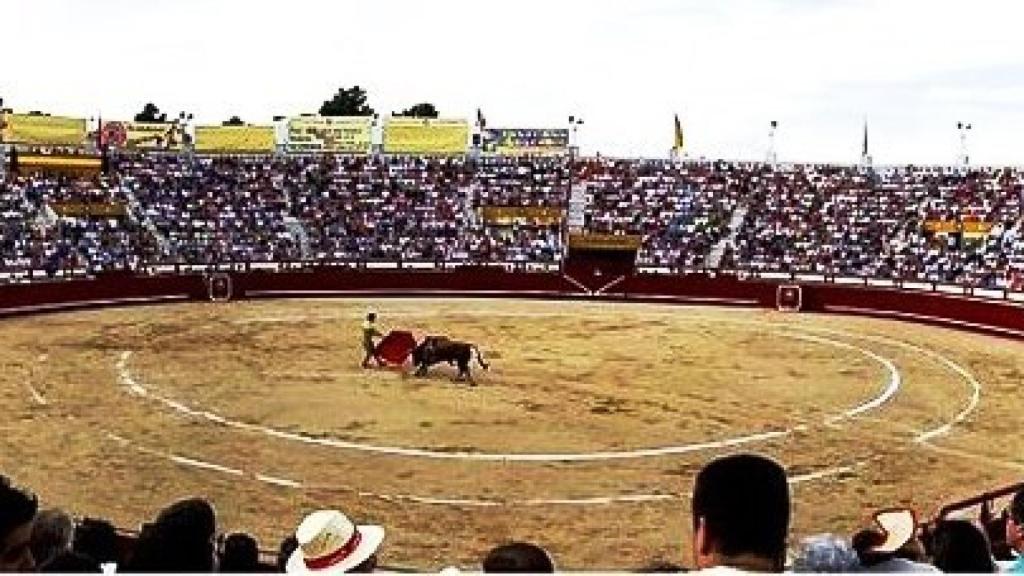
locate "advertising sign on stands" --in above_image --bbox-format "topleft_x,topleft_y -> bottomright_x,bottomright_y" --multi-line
383,118 -> 468,154
286,116 -> 371,153
194,125 -> 276,153
100,121 -> 185,151
0,113 -> 87,146
482,128 -> 569,155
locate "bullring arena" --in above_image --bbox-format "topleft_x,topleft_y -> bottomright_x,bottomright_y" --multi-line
3,268 -> 1024,569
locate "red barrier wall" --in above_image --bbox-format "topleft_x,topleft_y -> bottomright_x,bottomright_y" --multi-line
2,268 -> 1024,341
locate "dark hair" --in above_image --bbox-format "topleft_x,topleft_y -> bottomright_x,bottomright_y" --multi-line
128,498 -> 217,572
691,454 -> 790,566
219,532 -> 260,573
367,312 -> 377,322
0,475 -> 38,544
930,519 -> 996,573
277,535 -> 298,573
482,542 -> 555,573
1010,488 -> 1024,525
73,518 -> 119,564
40,550 -> 102,573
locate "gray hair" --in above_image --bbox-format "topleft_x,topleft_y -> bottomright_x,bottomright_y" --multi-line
790,533 -> 861,572
30,508 -> 75,568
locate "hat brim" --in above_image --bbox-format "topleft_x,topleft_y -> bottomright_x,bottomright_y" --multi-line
869,509 -> 917,554
286,525 -> 385,575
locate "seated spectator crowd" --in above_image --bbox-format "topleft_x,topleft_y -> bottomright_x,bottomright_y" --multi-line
3,457 -> 1023,573
3,153 -> 1024,288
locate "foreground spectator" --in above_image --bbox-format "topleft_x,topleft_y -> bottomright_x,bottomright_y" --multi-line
929,519 -> 996,572
72,518 -> 119,569
277,535 -> 299,572
285,509 -> 384,574
636,559 -> 687,572
219,532 -> 260,573
30,508 -> 75,568
690,454 -> 789,572
851,509 -> 936,572
1008,488 -> 1024,573
125,497 -> 217,572
40,550 -> 101,573
0,475 -> 38,572
789,534 -> 860,572
481,542 -> 556,573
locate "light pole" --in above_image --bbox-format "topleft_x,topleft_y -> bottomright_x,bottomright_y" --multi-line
957,121 -> 972,167
767,120 -> 778,165
564,115 -> 585,266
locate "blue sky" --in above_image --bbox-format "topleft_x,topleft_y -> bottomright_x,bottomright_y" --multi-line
3,0 -> 1023,165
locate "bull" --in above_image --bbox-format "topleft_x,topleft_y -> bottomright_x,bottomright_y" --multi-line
411,335 -> 490,384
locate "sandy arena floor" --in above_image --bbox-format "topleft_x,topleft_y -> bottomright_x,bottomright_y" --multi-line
1,298 -> 1023,569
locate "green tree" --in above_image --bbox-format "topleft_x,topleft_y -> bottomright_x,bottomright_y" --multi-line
223,116 -> 245,126
135,103 -> 168,123
395,102 -> 439,118
319,86 -> 374,117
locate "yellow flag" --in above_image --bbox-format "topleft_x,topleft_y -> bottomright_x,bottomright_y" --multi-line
673,114 -> 684,152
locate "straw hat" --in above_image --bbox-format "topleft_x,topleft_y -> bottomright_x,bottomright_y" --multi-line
868,508 -> 918,554
286,510 -> 385,574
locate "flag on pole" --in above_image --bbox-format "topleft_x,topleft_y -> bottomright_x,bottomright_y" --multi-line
476,108 -> 486,129
672,114 -> 684,153
862,121 -> 869,157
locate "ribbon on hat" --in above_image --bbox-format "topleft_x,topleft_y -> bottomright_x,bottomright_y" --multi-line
304,529 -> 363,570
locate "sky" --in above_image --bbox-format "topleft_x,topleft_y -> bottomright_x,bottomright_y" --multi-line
3,0 -> 1024,165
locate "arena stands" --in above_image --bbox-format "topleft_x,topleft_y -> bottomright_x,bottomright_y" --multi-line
5,151 -> 1024,290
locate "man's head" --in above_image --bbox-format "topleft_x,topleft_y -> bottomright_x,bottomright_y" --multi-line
0,475 -> 39,572
691,454 -> 790,572
482,542 -> 555,573
153,497 -> 217,572
30,508 -> 74,568
1006,487 -> 1024,553
367,312 -> 377,323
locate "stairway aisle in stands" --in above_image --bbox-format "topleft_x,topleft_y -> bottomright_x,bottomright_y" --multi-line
567,183 -> 588,232
122,185 -> 173,257
283,216 -> 312,260
708,204 -> 749,268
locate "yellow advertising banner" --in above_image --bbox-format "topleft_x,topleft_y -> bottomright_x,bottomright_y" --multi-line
481,206 -> 564,225
1,113 -> 87,146
194,125 -> 275,153
925,220 -> 959,234
568,233 -> 643,251
50,202 -> 128,218
101,121 -> 185,150
383,118 -> 468,154
16,154 -> 102,172
287,116 -> 371,153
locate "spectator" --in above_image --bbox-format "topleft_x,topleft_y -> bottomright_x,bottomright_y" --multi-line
218,532 -> 261,573
0,475 -> 38,572
690,454 -> 790,573
277,535 -> 299,573
40,550 -> 102,573
125,498 -> 217,572
73,518 -> 119,567
481,542 -> 556,573
789,534 -> 860,572
31,508 -> 75,568
285,509 -> 384,574
1007,488 -> 1024,573
851,509 -> 936,572
929,519 -> 996,573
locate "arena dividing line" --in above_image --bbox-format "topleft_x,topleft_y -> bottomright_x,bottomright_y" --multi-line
21,354 -> 50,406
100,431 -> 868,508
113,316 -> 902,462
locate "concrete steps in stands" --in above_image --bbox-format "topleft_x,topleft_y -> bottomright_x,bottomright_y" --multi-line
708,205 -> 749,268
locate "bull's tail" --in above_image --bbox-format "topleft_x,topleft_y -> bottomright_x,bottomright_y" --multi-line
473,345 -> 490,370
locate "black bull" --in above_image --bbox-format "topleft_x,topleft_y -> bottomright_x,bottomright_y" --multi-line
411,336 -> 490,383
